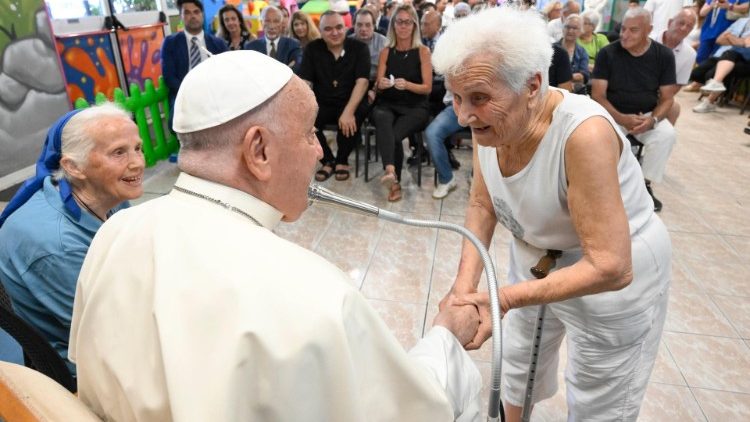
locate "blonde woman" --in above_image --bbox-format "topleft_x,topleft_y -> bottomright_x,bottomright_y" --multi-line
290,11 -> 320,48
372,4 -> 432,201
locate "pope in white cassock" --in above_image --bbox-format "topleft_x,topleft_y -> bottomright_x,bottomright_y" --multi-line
68,50 -> 482,421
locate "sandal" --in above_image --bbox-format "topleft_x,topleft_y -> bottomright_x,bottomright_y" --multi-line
388,183 -> 402,202
315,165 -> 333,182
334,168 -> 350,181
380,171 -> 397,188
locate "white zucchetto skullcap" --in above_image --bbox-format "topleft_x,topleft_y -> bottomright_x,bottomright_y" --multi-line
173,50 -> 293,133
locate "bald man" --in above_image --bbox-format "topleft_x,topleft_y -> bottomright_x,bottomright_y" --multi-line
652,8 -> 698,124
548,0 -> 581,41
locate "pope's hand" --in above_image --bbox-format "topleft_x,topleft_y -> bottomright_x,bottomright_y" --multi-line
433,295 -> 480,347
453,292 -> 493,349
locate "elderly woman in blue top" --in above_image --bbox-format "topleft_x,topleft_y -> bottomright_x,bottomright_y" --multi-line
0,103 -> 144,376
555,13 -> 590,94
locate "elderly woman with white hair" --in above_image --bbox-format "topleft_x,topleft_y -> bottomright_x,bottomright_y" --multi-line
578,9 -> 609,72
435,7 -> 671,421
0,104 -> 144,377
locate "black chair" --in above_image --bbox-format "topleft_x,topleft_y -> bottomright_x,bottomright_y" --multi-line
626,134 -> 644,164
363,126 -> 430,187
0,280 -> 76,393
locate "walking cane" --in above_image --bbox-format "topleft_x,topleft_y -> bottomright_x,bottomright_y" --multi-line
520,249 -> 562,422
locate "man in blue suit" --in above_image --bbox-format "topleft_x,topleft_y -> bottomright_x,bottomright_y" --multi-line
245,6 -> 302,72
162,0 -> 228,131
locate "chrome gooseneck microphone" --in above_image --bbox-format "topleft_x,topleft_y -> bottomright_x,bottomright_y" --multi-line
308,184 -> 505,422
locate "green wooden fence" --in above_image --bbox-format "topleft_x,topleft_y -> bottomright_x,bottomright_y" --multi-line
74,77 -> 179,167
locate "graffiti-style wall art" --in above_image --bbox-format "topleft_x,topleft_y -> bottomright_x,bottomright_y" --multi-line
0,1 -> 70,178
117,24 -> 164,90
56,32 -> 120,105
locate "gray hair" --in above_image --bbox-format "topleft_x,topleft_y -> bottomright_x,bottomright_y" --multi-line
54,103 -> 132,181
581,9 -> 600,28
433,7 -> 551,95
565,13 -> 582,25
261,5 -> 282,21
623,7 -> 652,25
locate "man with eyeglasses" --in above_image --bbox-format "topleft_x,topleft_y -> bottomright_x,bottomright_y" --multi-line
245,5 -> 302,71
299,10 -> 370,182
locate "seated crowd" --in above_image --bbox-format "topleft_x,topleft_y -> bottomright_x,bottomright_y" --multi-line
1,0 -> 744,415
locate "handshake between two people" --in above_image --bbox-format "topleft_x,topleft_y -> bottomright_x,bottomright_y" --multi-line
434,287 -> 510,350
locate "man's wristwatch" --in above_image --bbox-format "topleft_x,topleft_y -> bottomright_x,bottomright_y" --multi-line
652,115 -> 661,126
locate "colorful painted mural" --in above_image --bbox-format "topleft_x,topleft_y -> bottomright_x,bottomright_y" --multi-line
117,24 -> 164,90
56,32 -> 121,105
0,1 -> 70,179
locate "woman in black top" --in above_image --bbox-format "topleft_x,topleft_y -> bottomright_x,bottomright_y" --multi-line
217,5 -> 255,51
372,4 -> 432,202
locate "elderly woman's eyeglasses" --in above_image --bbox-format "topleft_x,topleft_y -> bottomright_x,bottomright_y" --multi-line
394,18 -> 415,26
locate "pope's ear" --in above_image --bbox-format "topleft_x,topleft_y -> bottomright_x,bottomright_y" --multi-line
59,156 -> 85,181
242,126 -> 272,181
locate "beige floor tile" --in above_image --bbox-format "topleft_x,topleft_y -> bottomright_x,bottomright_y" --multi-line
692,201 -> 750,237
724,235 -> 750,257
651,341 -> 686,386
275,205 -> 335,251
131,192 -> 163,205
692,388 -> 750,422
360,217 -> 437,303
313,211 -> 385,288
655,191 -> 713,234
711,295 -> 750,340
670,260 -> 705,293
664,290 -> 739,337
638,383 -> 706,422
680,256 -> 750,297
367,298 -> 426,350
664,332 -> 750,393
140,163 -> 179,194
669,232 -> 740,264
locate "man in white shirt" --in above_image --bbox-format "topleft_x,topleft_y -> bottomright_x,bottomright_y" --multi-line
644,0 -> 694,39
652,8 -> 698,124
548,0 -> 580,42
69,50 -> 482,422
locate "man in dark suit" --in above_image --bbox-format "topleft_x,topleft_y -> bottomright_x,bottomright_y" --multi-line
161,0 -> 228,131
245,6 -> 302,71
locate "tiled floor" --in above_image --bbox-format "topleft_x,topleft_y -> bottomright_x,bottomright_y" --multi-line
2,90 -> 748,420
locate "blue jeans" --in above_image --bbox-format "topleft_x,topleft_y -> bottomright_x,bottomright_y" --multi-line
425,105 -> 465,184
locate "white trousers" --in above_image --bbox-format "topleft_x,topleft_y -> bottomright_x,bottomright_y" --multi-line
502,216 -> 672,421
626,119 -> 676,183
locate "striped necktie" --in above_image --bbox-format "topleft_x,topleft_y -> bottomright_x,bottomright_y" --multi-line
190,36 -> 201,69
269,39 -> 277,59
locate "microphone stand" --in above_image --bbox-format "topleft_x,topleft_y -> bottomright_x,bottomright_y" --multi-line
308,184 -> 505,421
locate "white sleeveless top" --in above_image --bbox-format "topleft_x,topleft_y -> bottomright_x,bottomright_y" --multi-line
477,89 -> 654,289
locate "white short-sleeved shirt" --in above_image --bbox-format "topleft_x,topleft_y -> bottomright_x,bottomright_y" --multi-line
653,31 -> 697,85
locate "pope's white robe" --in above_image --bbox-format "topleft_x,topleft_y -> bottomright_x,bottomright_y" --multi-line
69,173 -> 481,422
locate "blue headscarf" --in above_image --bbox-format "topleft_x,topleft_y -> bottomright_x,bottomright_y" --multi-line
0,109 -> 84,228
